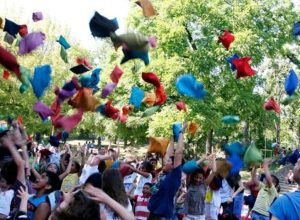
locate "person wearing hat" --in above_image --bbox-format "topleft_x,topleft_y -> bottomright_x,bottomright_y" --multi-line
269,158 -> 300,220
147,122 -> 187,220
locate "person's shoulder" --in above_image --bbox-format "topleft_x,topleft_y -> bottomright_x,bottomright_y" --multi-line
285,190 -> 300,199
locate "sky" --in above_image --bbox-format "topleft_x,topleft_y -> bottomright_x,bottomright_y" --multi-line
0,0 -> 130,49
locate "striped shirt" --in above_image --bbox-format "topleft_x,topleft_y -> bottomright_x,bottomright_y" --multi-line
135,195 -> 151,220
252,182 -> 278,216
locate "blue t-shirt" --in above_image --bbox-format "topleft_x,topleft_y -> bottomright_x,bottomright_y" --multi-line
148,166 -> 182,218
269,191 -> 300,220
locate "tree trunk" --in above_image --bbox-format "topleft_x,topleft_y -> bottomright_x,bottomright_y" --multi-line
185,25 -> 197,51
242,121 -> 250,146
206,129 -> 214,154
275,120 -> 280,145
97,136 -> 102,147
298,123 -> 300,148
124,139 -> 128,147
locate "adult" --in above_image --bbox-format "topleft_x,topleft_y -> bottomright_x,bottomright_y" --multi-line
147,122 -> 187,220
269,158 -> 300,220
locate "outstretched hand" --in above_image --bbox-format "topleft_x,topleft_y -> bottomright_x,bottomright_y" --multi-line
11,122 -> 28,147
263,158 -> 272,167
17,186 -> 28,201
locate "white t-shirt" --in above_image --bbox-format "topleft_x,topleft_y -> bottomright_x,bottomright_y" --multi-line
101,199 -> 132,220
79,164 -> 99,185
219,179 -> 233,203
123,173 -> 137,193
0,189 -> 14,216
133,174 -> 152,196
49,152 -> 61,165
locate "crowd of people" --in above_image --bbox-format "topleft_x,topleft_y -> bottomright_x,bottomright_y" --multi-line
0,122 -> 300,220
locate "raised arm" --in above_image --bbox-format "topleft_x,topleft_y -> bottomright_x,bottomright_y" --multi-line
126,164 -> 150,178
174,122 -> 188,168
1,128 -> 26,185
59,147 -> 73,180
164,137 -> 174,163
232,179 -> 244,198
263,158 -> 273,187
19,128 -> 30,178
78,146 -> 86,176
205,154 -> 216,186
31,152 -> 42,180
85,185 -> 134,220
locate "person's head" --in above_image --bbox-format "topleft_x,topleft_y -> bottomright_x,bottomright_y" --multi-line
262,174 -> 280,191
293,158 -> 300,185
102,169 -> 128,207
149,158 -> 158,168
85,173 -> 102,189
32,171 -> 60,193
0,173 -> 10,190
190,168 -> 205,186
71,161 -> 80,173
98,147 -> 106,155
47,163 -> 59,174
162,156 -> 174,173
98,160 -> 107,173
52,190 -> 100,220
108,148 -> 115,156
140,161 -> 153,173
60,153 -> 70,167
142,182 -> 152,196
1,160 -> 17,186
272,175 -> 280,192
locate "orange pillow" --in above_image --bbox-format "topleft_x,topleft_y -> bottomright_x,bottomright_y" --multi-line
69,88 -> 100,112
147,137 -> 169,156
136,0 -> 156,17
188,122 -> 198,136
142,92 -> 156,106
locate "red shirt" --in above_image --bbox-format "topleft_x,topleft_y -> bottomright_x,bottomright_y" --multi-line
134,194 -> 151,220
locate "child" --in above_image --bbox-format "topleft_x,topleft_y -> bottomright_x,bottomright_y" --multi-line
0,172 -> 14,220
60,146 -> 85,192
183,168 -> 207,220
1,123 -> 60,220
251,159 -> 280,220
128,182 -> 152,220
244,167 -> 260,220
285,169 -> 294,184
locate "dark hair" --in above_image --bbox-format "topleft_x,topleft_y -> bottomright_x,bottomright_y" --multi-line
271,174 -> 280,188
47,163 -> 60,174
73,161 -> 80,173
52,191 -> 100,220
102,169 -> 128,207
85,173 -> 102,189
144,182 -> 153,188
108,149 -> 115,153
141,161 -> 154,173
98,160 -> 106,173
149,158 -> 157,163
1,160 -> 17,185
45,171 -> 61,193
260,173 -> 280,192
209,175 -> 223,191
190,168 -> 205,185
226,173 -> 241,189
